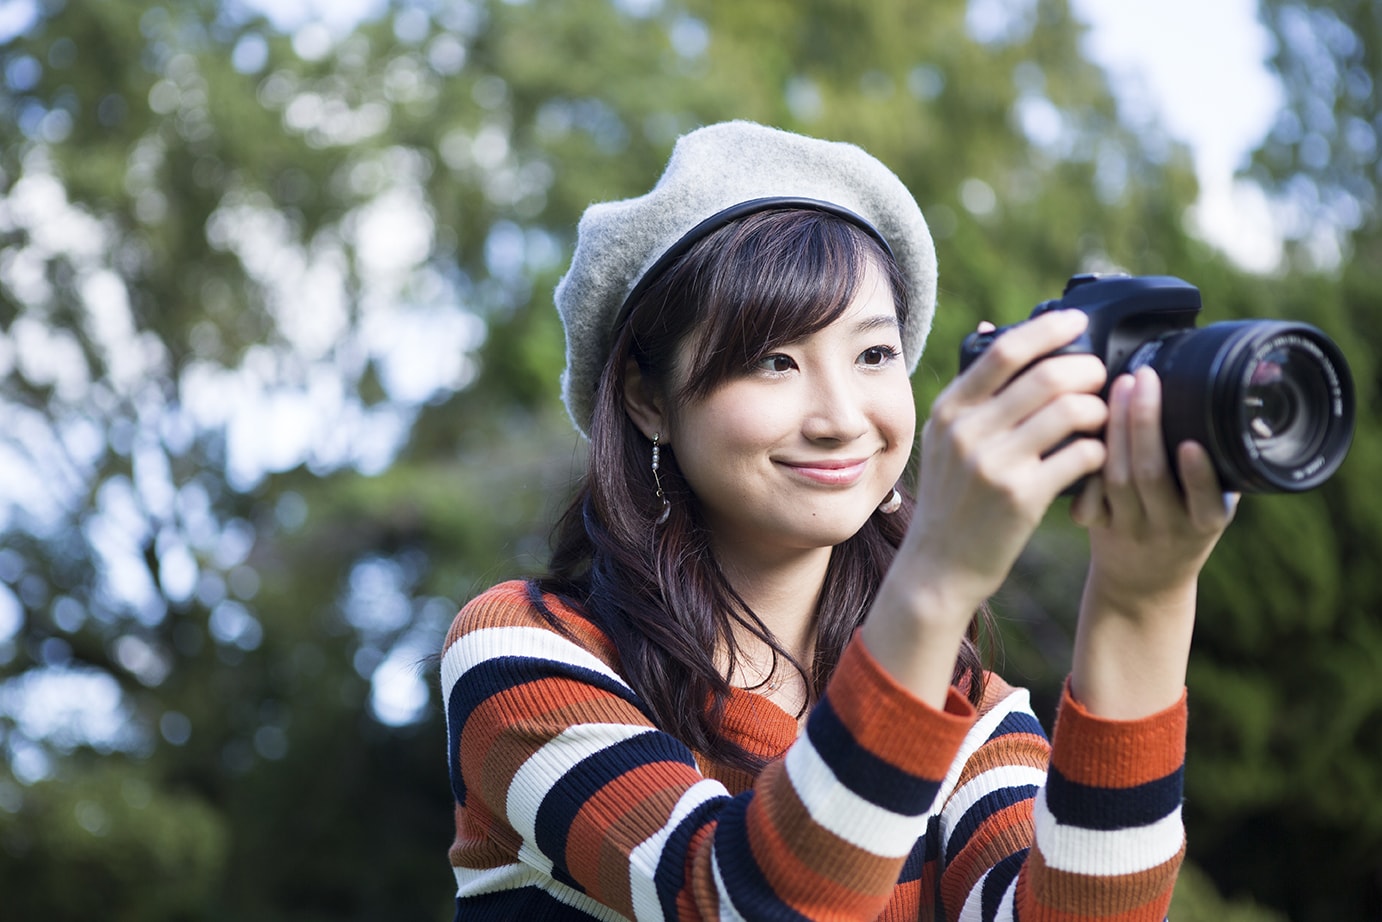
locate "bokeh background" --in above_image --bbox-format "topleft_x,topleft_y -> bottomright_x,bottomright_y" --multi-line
0,1 -> 1378,919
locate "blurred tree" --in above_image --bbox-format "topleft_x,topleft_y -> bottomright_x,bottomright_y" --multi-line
0,0 -> 1370,919
1156,2 -> 1382,918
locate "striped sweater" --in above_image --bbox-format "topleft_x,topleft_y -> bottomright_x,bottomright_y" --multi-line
442,580 -> 1186,921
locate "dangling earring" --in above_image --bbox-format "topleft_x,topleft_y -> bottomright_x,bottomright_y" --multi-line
651,433 -> 671,525
878,487 -> 902,515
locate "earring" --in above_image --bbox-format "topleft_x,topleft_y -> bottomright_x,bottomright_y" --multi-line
651,433 -> 671,525
878,488 -> 902,515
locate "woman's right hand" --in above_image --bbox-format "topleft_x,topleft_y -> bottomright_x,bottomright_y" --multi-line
864,309 -> 1110,706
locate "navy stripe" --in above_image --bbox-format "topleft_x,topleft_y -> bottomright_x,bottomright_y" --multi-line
1044,764 -> 1184,830
533,732 -> 700,878
946,785 -> 1039,864
655,793 -> 732,919
455,885 -> 607,921
804,697 -> 942,815
897,832 -> 929,884
988,708 -> 1047,742
713,793 -> 815,921
445,653 -> 649,803
981,848 -> 1028,920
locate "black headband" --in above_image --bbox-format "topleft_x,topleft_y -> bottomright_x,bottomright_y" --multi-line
611,196 -> 895,333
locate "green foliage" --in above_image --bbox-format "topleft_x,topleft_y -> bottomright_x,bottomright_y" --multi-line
0,0 -> 1379,918
0,762 -> 228,921
1171,862 -> 1290,922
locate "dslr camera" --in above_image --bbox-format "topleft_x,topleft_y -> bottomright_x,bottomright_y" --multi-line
957,274 -> 1355,493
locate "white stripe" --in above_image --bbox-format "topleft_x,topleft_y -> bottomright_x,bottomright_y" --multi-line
954,866 -> 1019,922
782,734 -> 932,859
942,764 -> 1047,833
1033,786 -> 1185,875
441,624 -> 630,709
934,687 -> 1035,811
995,872 -> 1018,921
453,861 -> 632,922
507,723 -> 660,845
953,864 -> 1019,922
955,866 -> 990,922
627,779 -> 731,922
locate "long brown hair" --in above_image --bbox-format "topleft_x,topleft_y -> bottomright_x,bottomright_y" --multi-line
538,209 -> 985,771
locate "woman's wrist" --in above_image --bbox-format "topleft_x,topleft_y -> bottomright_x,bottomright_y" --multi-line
1070,569 -> 1198,720
860,570 -> 976,710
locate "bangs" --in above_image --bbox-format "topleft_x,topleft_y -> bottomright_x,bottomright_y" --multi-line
671,209 -> 909,403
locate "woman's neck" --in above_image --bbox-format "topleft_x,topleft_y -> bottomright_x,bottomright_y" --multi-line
715,543 -> 832,665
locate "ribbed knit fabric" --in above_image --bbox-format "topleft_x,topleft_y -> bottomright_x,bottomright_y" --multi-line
442,580 -> 1186,921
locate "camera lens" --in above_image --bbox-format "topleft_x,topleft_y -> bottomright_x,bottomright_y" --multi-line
1242,343 -> 1329,468
1143,321 -> 1354,492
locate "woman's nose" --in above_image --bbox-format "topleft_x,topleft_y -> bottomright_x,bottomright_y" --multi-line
801,373 -> 869,442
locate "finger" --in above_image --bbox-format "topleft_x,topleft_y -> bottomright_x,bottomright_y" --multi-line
955,309 -> 1091,400
1100,373 -> 1141,519
1007,391 -> 1108,460
977,320 -> 997,333
1127,368 -> 1183,521
1038,435 -> 1108,502
1070,473 -> 1109,528
999,356 -> 1107,432
1176,441 -> 1235,530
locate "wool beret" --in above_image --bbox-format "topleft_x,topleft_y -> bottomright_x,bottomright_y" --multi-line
554,120 -> 937,437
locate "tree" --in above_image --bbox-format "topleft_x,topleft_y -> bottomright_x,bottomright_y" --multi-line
0,0 -> 1367,917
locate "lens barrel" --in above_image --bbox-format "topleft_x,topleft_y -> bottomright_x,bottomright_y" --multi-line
1133,321 -> 1355,492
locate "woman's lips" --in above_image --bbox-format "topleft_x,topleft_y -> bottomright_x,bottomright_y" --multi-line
778,458 -> 869,486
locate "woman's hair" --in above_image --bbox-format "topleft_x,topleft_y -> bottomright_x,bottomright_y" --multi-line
538,208 -> 986,771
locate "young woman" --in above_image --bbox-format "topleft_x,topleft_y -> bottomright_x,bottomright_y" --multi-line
440,122 -> 1235,921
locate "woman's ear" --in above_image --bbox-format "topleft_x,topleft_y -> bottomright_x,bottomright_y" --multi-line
622,358 -> 667,442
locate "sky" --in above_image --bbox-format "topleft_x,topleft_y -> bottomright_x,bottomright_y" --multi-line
237,0 -> 1287,270
1069,0 -> 1284,270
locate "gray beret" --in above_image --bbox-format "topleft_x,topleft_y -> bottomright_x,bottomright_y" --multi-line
554,120 -> 937,437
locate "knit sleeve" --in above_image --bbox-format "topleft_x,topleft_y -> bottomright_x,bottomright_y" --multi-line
442,581 -> 976,922
931,678 -> 1186,921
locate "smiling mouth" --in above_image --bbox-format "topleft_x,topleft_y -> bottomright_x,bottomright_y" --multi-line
778,459 -> 869,486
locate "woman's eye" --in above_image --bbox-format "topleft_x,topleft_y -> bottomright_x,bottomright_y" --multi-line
860,345 -> 901,366
757,354 -> 796,374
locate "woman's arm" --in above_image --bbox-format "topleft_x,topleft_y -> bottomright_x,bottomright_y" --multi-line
934,678 -> 1187,921
443,581 -> 976,922
863,308 -> 1111,708
1069,367 -> 1236,719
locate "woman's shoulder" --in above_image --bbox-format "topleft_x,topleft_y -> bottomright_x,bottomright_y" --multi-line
444,579 -> 618,666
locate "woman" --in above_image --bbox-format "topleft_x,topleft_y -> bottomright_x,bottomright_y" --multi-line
440,121 -> 1234,921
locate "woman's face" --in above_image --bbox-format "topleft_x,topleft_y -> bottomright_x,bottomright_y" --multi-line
664,260 -> 916,567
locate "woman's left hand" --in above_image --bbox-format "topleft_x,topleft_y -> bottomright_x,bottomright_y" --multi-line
1068,367 -> 1238,719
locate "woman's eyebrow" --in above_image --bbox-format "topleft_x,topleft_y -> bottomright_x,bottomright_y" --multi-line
853,314 -> 901,334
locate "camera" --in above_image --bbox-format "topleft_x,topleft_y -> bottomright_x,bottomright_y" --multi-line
957,274 -> 1355,493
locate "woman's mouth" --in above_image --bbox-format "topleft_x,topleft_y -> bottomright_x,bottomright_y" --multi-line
778,458 -> 869,486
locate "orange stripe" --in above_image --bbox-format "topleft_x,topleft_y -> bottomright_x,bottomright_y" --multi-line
462,677 -> 656,811
956,731 -> 1050,788
880,878 -> 922,922
447,582 -> 621,667
1021,843 -> 1184,916
686,825 -> 722,918
1016,848 -> 1180,920
747,761 -> 900,906
830,636 -> 975,779
745,773 -> 898,919
450,800 -> 523,869
1050,682 -> 1186,788
566,762 -> 699,915
941,799 -> 1033,912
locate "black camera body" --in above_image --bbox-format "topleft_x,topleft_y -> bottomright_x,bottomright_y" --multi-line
958,273 -> 1355,493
